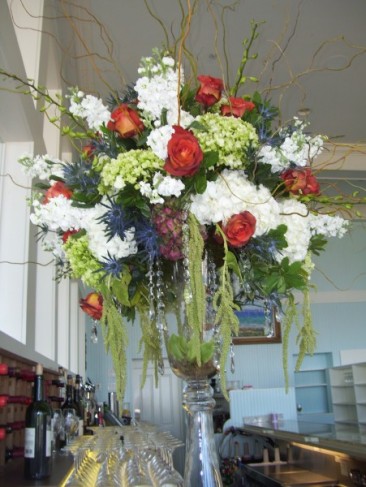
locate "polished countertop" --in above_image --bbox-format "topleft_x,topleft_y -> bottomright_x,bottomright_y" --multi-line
0,453 -> 73,487
241,419 -> 366,459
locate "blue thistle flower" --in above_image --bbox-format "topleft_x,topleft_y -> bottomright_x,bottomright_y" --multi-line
134,219 -> 160,260
99,252 -> 124,278
98,198 -> 133,241
62,160 -> 100,196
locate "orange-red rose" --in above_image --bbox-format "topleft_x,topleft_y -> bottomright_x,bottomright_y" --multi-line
220,97 -> 255,118
195,75 -> 224,107
107,104 -> 144,138
80,292 -> 103,320
221,211 -> 256,248
164,126 -> 203,177
43,181 -> 72,204
281,167 -> 320,195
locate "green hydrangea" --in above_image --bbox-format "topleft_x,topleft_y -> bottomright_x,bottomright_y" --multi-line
192,113 -> 258,169
64,236 -> 102,289
99,149 -> 164,194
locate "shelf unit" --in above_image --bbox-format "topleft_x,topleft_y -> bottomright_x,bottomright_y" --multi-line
329,363 -> 366,428
294,353 -> 333,416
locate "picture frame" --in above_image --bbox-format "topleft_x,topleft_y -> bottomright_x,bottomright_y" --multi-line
232,301 -> 281,345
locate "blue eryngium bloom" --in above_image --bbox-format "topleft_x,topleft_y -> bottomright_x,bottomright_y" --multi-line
134,219 -> 160,261
62,159 -> 100,195
99,251 -> 123,278
98,198 -> 133,241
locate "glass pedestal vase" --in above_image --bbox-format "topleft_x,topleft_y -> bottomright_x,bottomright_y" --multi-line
182,379 -> 223,487
167,350 -> 223,486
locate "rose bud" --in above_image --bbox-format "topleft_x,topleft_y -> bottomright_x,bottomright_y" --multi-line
164,126 -> 203,177
62,229 -> 79,243
107,104 -> 144,138
195,75 -> 224,107
220,211 -> 256,248
80,292 -> 103,321
82,143 -> 96,159
43,181 -> 72,204
281,167 -> 320,196
220,97 -> 255,118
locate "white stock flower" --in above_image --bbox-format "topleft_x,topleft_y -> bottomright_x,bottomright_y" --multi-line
30,196 -> 83,232
18,154 -> 64,181
258,118 -> 324,173
310,214 -> 349,238
147,126 -> 174,159
69,94 -> 110,131
275,199 -> 312,263
153,172 -> 185,198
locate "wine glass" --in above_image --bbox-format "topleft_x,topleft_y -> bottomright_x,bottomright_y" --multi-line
63,408 -> 78,445
52,408 -> 64,453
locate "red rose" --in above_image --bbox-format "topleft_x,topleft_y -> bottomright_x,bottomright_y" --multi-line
221,211 -> 256,248
43,181 -> 72,204
80,292 -> 103,320
281,167 -> 320,195
220,97 -> 255,118
164,126 -> 203,177
107,104 -> 144,138
195,75 -> 224,107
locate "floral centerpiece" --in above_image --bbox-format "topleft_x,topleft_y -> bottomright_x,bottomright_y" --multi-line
18,39 -> 348,402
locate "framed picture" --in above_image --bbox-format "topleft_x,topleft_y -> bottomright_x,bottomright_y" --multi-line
232,301 -> 281,345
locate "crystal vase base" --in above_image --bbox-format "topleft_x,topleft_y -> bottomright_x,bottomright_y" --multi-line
182,380 -> 223,487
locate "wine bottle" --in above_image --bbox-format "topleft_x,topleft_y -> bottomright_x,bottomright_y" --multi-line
24,363 -> 52,480
74,375 -> 84,436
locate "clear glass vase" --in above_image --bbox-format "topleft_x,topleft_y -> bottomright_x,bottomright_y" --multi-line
162,258 -> 223,487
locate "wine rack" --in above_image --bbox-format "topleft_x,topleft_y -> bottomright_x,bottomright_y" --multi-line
0,349 -> 62,468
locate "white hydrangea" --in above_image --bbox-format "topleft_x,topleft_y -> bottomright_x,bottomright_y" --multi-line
30,196 -> 84,232
147,125 -> 174,159
190,169 -> 281,237
275,199 -> 312,263
81,204 -> 138,261
69,93 -> 110,131
18,154 -> 64,180
310,214 -> 349,238
258,118 -> 324,173
139,172 -> 185,203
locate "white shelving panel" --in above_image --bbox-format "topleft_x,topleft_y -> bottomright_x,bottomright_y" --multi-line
330,363 -> 366,426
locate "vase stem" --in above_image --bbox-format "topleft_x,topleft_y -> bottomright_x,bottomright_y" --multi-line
183,380 -> 223,487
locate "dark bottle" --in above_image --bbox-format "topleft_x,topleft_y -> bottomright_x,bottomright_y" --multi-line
61,374 -> 80,413
74,375 -> 84,436
24,363 -> 52,480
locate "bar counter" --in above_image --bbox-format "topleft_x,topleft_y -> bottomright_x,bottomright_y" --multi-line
0,453 -> 73,487
241,419 -> 366,460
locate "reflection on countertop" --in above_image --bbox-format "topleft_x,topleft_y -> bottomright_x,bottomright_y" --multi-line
241,419 -> 366,459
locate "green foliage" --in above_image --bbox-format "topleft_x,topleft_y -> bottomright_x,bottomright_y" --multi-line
167,334 -> 215,364
185,213 -> 206,365
138,305 -> 162,389
100,296 -> 128,404
308,234 -> 328,256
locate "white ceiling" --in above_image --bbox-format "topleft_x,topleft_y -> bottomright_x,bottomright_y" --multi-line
47,0 -> 366,144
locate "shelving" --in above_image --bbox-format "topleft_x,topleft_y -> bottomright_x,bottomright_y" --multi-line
329,363 -> 366,427
294,353 -> 333,416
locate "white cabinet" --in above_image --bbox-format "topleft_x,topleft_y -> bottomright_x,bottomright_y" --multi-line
329,363 -> 366,428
